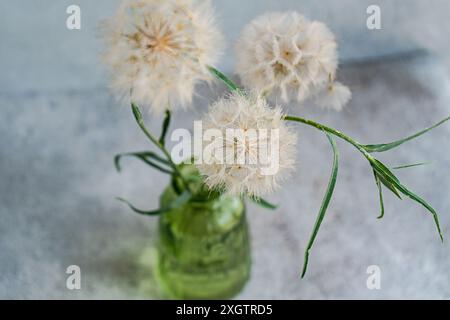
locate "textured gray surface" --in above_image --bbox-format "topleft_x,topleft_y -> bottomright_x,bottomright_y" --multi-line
2,0 -> 450,300
1,52 -> 450,299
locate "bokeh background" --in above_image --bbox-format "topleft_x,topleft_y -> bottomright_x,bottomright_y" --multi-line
1,0 -> 450,299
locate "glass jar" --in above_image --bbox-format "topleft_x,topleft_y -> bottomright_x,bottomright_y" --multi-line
155,172 -> 251,299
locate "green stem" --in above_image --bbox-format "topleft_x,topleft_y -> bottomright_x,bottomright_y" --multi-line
208,67 -> 368,158
283,115 -> 368,156
285,114 -> 444,242
131,103 -> 191,192
208,64 -> 445,240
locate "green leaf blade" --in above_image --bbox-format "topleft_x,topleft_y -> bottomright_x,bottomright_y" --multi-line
363,116 -> 450,153
114,151 -> 173,174
301,133 -> 339,278
395,184 -> 444,243
393,162 -> 430,170
373,170 -> 385,219
116,197 -> 165,216
159,110 -> 171,146
249,196 -> 278,210
370,158 -> 443,242
207,66 -> 243,94
117,190 -> 192,217
370,161 -> 402,199
129,102 -> 193,193
131,102 -> 143,124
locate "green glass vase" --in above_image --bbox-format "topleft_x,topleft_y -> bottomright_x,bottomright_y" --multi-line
155,168 -> 251,299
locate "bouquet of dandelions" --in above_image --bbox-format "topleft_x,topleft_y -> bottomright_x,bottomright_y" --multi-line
102,0 -> 449,283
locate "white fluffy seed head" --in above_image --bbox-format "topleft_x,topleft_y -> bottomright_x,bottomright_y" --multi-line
102,0 -> 223,114
235,11 -> 350,110
196,92 -> 297,197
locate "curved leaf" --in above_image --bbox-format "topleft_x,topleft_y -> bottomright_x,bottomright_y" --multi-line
370,158 -> 443,242
249,196 -> 278,210
369,158 -> 402,199
114,151 -> 172,174
395,183 -> 444,243
116,190 -> 191,216
301,133 -> 339,278
131,103 -> 192,191
159,110 -> 171,146
373,170 -> 385,219
363,116 -> 450,153
393,162 -> 430,170
207,66 -> 243,94
116,197 -> 165,216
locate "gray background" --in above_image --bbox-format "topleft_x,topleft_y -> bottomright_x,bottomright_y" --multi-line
1,0 -> 450,299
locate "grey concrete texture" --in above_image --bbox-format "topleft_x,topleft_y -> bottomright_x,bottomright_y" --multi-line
1,52 -> 450,299
1,1 -> 450,299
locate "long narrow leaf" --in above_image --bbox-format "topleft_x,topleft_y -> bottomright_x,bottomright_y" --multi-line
377,174 -> 402,199
393,162 -> 430,170
207,66 -> 243,94
116,197 -> 166,216
159,110 -> 171,146
369,159 -> 403,199
249,196 -> 278,210
115,151 -> 170,167
373,170 -> 385,219
370,159 -> 400,183
371,158 -> 443,242
363,116 -> 450,153
395,183 -> 444,242
301,133 -> 339,278
114,152 -> 172,174
117,190 -> 191,216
